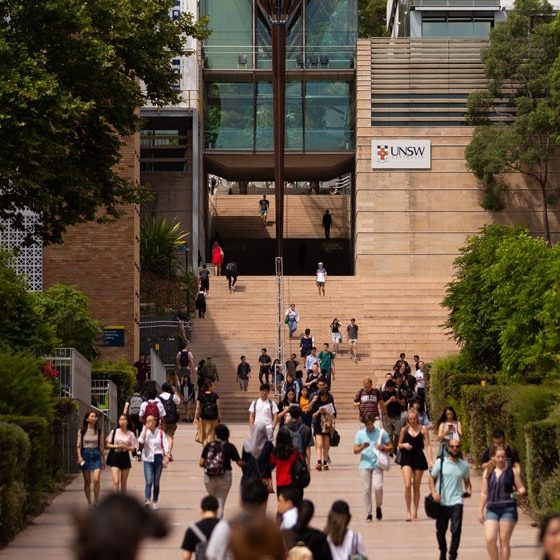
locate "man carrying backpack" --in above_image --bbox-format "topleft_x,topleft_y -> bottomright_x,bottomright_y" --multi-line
139,388 -> 166,427
199,263 -> 211,294
158,383 -> 181,462
285,406 -> 313,469
181,495 -> 220,560
123,384 -> 146,460
224,262 -> 238,293
176,343 -> 194,391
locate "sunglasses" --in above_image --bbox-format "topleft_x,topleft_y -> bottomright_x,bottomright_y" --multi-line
448,445 -> 460,449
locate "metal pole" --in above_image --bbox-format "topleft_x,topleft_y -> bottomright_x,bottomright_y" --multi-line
271,20 -> 286,259
275,256 -> 284,396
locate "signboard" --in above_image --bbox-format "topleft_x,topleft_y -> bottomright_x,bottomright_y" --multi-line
371,139 -> 431,169
103,326 -> 125,347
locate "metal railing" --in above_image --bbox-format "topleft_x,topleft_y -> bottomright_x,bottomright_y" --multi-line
45,347 -> 91,405
91,379 -> 118,425
140,318 -> 190,368
150,348 -> 168,387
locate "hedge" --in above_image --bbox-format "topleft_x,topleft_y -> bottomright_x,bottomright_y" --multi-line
0,415 -> 51,514
0,421 -> 31,544
525,419 -> 560,516
91,358 -> 136,413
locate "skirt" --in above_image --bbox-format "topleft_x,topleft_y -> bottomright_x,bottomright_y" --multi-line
107,450 -> 132,470
81,448 -> 102,471
399,449 -> 428,471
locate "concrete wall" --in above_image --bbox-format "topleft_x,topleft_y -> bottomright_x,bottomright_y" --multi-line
44,134 -> 141,363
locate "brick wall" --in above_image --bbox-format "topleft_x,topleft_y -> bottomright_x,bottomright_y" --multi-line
43,134 -> 140,363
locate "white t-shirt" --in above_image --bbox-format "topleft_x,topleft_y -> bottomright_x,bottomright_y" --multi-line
249,398 -> 279,429
316,268 -> 327,283
327,529 -> 366,560
415,369 -> 425,389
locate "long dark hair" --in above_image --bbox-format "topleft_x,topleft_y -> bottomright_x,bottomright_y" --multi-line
274,427 -> 294,460
294,499 -> 315,533
539,513 -> 560,560
80,411 -> 99,437
438,406 -> 458,426
282,389 -> 297,406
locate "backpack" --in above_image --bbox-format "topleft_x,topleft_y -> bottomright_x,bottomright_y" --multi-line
225,262 -> 237,275
188,522 -> 209,560
204,442 -> 225,476
300,337 -> 313,354
252,399 -> 274,420
179,349 -> 191,368
290,424 -> 305,453
201,394 -> 218,420
200,269 -> 210,281
144,400 -> 160,423
128,395 -> 143,417
159,394 -> 178,424
291,451 -> 310,489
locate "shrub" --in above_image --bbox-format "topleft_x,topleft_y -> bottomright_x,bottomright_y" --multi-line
0,415 -> 51,514
538,466 -> 560,518
92,358 -> 136,413
525,419 -> 560,515
0,421 -> 31,544
0,351 -> 54,421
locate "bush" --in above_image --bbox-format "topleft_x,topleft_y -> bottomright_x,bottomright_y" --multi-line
92,358 -> 136,413
525,419 -> 560,515
0,415 -> 51,514
0,421 -> 31,544
0,351 -> 54,421
538,466 -> 560,519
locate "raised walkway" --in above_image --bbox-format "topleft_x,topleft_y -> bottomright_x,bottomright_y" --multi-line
0,422 -> 540,560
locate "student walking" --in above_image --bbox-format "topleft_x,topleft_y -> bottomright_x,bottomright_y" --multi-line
299,328 -> 314,358
181,495 -> 220,560
353,413 -> 392,521
224,261 -> 238,292
329,318 -> 342,353
194,381 -> 221,446
325,500 -> 367,560
437,406 -> 463,457
478,445 -> 526,560
310,378 -> 336,471
195,289 -> 206,318
76,411 -> 104,508
259,194 -> 270,225
428,438 -> 472,560
199,263 -> 210,293
211,242 -> 224,276
316,262 -> 327,296
236,355 -> 251,391
322,209 -> 332,239
397,409 -> 433,521
285,303 -> 300,339
200,424 -> 243,517
240,421 -> 274,489
249,383 -> 279,441
106,414 -> 137,493
347,318 -> 359,362
138,414 -> 170,510
258,348 -> 272,385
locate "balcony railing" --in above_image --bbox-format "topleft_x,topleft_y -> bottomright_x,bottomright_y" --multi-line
91,379 -> 118,425
45,348 -> 91,405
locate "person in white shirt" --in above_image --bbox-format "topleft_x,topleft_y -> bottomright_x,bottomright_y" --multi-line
138,415 -> 170,510
248,383 -> 279,440
278,486 -> 301,530
325,500 -> 367,560
157,383 -> 182,460
305,347 -> 319,373
316,262 -> 327,296
415,360 -> 427,412
139,387 -> 166,424
285,303 -> 300,339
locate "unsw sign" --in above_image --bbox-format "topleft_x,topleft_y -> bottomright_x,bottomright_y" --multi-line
371,140 -> 431,169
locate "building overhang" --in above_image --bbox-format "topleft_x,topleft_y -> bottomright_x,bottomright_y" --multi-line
203,151 -> 355,181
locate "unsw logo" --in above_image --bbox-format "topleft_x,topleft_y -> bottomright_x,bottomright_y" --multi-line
376,145 -> 389,161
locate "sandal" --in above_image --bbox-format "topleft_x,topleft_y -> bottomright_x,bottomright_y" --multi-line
316,462 -> 322,471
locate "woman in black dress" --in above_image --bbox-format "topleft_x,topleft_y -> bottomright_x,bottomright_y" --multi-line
310,383 -> 336,471
397,409 -> 433,521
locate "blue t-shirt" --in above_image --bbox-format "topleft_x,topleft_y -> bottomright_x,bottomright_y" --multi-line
354,427 -> 390,470
431,457 -> 470,506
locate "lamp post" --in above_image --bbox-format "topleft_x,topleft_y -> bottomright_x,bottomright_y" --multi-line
256,0 -> 301,259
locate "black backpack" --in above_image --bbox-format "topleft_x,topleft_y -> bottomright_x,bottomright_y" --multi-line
179,349 -> 191,368
201,393 -> 218,420
291,451 -> 310,489
225,262 -> 237,275
159,394 -> 179,424
200,269 -> 210,281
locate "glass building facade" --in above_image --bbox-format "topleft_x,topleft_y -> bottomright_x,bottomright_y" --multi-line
200,0 -> 357,152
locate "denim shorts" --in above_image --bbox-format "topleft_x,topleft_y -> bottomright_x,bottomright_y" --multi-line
485,504 -> 518,522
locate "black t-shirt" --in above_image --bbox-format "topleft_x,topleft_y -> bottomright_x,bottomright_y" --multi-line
198,391 -> 219,420
480,445 -> 521,468
382,389 -> 405,418
181,517 -> 220,551
237,362 -> 251,379
201,441 -> 240,471
259,354 -> 272,371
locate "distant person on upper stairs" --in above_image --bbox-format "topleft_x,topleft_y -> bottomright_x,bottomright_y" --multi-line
316,262 -> 327,296
133,353 -> 150,384
236,355 -> 251,392
225,262 -> 238,293
322,209 -> 332,239
258,348 -> 272,385
195,289 -> 206,319
199,264 -> 210,293
393,353 -> 411,376
258,194 -> 270,225
285,303 -> 300,339
201,356 -> 220,385
211,242 -> 224,276
347,318 -> 359,362
300,328 -> 314,359
329,318 -> 342,354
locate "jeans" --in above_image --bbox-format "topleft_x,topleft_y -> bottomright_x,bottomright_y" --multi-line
204,470 -> 233,517
436,504 -> 463,560
288,319 -> 297,336
144,454 -> 164,502
360,468 -> 384,515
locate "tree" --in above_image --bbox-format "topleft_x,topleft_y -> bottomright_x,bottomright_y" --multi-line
465,0 -> 560,246
359,0 -> 388,38
0,0 -> 209,245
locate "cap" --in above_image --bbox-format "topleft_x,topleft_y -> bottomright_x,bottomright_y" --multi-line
318,261 -> 323,266
330,500 -> 350,515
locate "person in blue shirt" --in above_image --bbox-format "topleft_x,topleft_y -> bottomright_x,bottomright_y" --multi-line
353,413 -> 392,521
428,438 -> 472,560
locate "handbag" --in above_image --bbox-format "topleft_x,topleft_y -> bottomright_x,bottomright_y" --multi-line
375,429 -> 391,472
284,315 -> 290,324
106,429 -> 117,466
330,429 -> 340,447
424,454 -> 445,519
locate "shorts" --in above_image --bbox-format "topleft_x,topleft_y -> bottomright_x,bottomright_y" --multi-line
163,422 -> 178,437
260,209 -> 268,215
348,338 -> 357,347
316,281 -> 325,287
331,333 -> 342,344
107,450 -> 131,470
485,504 -> 518,522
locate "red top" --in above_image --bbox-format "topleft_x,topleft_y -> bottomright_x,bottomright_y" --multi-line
270,450 -> 297,487
211,246 -> 224,265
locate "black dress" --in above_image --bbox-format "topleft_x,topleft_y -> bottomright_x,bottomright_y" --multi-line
399,429 -> 428,471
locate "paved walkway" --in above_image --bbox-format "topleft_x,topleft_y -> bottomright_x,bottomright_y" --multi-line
0,422 -> 540,560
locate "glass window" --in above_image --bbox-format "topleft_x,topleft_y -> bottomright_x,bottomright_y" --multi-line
256,82 -> 273,150
422,13 -> 493,37
286,81 -> 303,150
305,0 -> 357,69
422,15 -> 447,37
204,82 -> 254,149
305,81 -> 354,150
200,0 -> 252,69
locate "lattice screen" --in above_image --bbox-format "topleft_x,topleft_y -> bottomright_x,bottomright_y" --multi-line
0,213 -> 43,291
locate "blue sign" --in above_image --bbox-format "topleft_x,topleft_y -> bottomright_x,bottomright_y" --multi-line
103,326 -> 125,347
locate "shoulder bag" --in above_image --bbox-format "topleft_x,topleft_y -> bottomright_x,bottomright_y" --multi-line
348,530 -> 368,560
375,429 -> 391,471
106,429 -> 117,466
424,454 -> 444,519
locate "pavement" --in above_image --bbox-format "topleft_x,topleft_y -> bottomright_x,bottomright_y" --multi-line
0,422 -> 541,560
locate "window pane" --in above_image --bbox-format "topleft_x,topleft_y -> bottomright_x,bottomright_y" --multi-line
422,16 -> 447,37
256,82 -> 273,150
448,17 -> 474,37
286,81 -> 303,150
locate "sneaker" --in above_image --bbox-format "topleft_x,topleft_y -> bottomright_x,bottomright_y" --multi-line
366,514 -> 373,522
316,462 -> 322,471
144,500 -> 151,509
323,464 -> 329,471
376,507 -> 383,520
151,501 -> 159,511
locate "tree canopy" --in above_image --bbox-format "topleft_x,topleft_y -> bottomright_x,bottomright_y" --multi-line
358,0 -> 388,38
465,0 -> 560,245
0,0 -> 209,245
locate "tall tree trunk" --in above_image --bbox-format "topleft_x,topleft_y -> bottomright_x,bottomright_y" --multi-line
310,181 -> 320,194
238,181 -> 249,195
539,180 -> 552,247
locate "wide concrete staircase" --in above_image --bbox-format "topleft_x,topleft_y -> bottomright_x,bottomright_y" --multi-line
189,275 -> 457,422
211,194 -> 350,239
